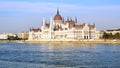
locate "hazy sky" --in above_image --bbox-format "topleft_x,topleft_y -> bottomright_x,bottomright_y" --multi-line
0,0 -> 120,33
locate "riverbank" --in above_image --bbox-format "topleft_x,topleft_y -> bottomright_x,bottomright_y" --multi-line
0,40 -> 9,43
25,39 -> 120,45
0,40 -> 25,43
0,39 -> 120,45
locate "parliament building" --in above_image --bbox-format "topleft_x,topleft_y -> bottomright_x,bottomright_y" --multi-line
28,9 -> 100,41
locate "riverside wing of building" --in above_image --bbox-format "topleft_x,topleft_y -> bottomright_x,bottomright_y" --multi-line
105,29 -> 120,35
28,9 -> 99,41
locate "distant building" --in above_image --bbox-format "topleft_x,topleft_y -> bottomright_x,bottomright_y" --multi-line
0,33 -> 16,40
0,34 -> 8,39
17,32 -> 29,40
99,31 -> 104,39
3,33 -> 16,37
105,29 -> 120,35
28,9 -> 99,41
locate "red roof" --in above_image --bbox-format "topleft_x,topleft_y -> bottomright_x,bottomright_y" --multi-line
75,25 -> 84,29
88,25 -> 95,29
45,24 -> 50,28
54,9 -> 62,20
30,28 -> 41,32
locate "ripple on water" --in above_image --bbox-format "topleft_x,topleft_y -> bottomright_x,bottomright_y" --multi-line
0,43 -> 120,68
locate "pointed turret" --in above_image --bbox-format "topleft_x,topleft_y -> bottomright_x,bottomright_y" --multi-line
93,23 -> 95,27
42,17 -> 46,26
75,17 -> 77,23
50,17 -> 53,29
67,17 -> 69,21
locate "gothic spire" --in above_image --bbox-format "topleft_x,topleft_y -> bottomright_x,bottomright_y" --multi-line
75,17 -> 77,23
42,17 -> 46,26
57,8 -> 59,15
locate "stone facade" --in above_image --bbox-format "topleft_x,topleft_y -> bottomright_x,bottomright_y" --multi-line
0,34 -> 8,39
17,32 -> 29,40
105,29 -> 120,35
0,33 -> 16,40
28,9 -> 99,41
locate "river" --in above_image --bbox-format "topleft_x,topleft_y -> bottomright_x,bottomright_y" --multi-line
0,42 -> 120,68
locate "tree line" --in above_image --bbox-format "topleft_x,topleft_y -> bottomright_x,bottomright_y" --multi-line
8,36 -> 22,40
102,32 -> 120,39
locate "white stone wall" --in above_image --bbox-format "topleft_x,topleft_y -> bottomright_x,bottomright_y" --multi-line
0,34 -> 8,39
105,31 -> 120,35
28,18 -> 99,41
28,31 -> 41,41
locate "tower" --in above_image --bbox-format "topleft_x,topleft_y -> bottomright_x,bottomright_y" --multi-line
50,17 -> 53,30
75,17 -> 77,23
54,9 -> 62,21
42,17 -> 46,27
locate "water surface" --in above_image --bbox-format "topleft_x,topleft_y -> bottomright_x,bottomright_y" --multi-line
0,42 -> 120,68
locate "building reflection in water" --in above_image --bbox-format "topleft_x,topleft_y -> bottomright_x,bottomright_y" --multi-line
38,44 -> 97,67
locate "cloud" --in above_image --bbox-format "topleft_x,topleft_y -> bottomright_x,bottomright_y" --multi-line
0,1 -> 120,13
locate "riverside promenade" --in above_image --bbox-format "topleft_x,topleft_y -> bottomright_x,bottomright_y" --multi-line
25,39 -> 120,45
0,40 -> 25,43
1,39 -> 120,44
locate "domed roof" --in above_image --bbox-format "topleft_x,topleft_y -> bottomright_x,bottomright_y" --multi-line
54,9 -> 62,20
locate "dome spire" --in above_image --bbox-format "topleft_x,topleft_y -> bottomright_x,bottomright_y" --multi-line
54,9 -> 62,20
57,8 -> 59,15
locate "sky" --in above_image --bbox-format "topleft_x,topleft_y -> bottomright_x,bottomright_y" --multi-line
0,0 -> 120,33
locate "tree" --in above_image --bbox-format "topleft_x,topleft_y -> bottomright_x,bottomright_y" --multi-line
102,32 -> 109,39
109,33 -> 113,39
102,32 -> 120,39
8,36 -> 22,40
114,33 -> 120,39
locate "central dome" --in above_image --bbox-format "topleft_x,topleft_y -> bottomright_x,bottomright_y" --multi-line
54,9 -> 62,20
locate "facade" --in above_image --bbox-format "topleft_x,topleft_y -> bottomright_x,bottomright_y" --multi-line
3,33 -> 16,37
17,32 -> 29,40
0,34 -> 8,39
0,33 -> 16,40
28,9 -> 99,41
105,29 -> 120,35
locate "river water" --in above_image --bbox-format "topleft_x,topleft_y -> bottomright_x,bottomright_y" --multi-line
0,42 -> 120,68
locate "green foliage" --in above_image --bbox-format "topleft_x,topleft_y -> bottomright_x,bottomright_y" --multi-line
8,36 -> 22,40
114,33 -> 120,39
103,32 -> 108,39
102,32 -> 120,39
